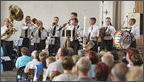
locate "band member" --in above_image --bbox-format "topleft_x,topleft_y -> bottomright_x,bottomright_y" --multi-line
84,17 -> 100,52
66,18 -> 83,54
129,18 -> 140,48
102,17 -> 116,51
48,16 -> 61,56
20,16 -> 34,49
65,12 -> 78,27
32,20 -> 47,51
1,18 -> 16,57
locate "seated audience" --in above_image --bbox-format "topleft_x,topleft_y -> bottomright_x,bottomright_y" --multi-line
126,65 -> 143,81
72,55 -> 80,75
101,52 -> 114,70
74,57 -> 93,81
33,51 -> 48,81
86,51 -> 98,78
53,56 -> 77,81
94,62 -> 110,81
15,47 -> 32,69
24,50 -> 40,73
111,63 -> 128,81
49,71 -> 61,81
43,47 -> 69,81
43,56 -> 55,80
126,48 -> 143,69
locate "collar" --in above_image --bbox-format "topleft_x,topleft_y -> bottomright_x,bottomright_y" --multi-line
131,24 -> 136,28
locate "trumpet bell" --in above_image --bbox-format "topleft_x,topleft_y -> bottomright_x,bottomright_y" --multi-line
31,18 -> 38,24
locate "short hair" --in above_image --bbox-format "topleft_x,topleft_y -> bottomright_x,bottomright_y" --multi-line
131,54 -> 143,66
39,51 -> 48,61
106,17 -> 111,20
126,66 -> 143,81
78,49 -> 87,56
26,16 -> 31,19
49,71 -> 61,80
72,55 -> 80,65
21,47 -> 29,55
101,52 -> 114,69
67,47 -> 74,56
76,57 -> 91,74
126,48 -> 139,60
31,50 -> 38,58
130,18 -> 136,24
72,18 -> 78,23
90,17 -> 96,23
71,12 -> 77,17
62,56 -> 74,70
42,49 -> 49,56
46,56 -> 55,64
87,51 -> 98,64
60,47 -> 69,56
94,62 -> 110,81
54,16 -> 59,20
111,63 -> 128,81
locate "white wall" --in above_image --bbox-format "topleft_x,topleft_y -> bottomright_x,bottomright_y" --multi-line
121,1 -> 135,27
1,1 -> 102,33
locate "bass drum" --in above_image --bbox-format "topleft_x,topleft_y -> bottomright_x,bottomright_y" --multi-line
113,30 -> 132,49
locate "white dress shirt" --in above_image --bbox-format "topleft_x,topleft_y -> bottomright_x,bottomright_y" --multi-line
31,27 -> 48,43
1,25 -> 16,41
87,24 -> 100,41
130,24 -> 140,40
66,24 -> 83,41
103,25 -> 116,40
24,59 -> 40,73
49,25 -> 61,37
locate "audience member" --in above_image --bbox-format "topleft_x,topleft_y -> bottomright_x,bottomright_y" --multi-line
15,47 -> 32,69
111,63 -> 128,81
86,51 -> 98,78
94,62 -> 110,81
74,57 -> 93,81
24,50 -> 40,73
53,56 -> 77,81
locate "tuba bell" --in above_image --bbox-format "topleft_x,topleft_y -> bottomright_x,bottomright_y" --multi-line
1,5 -> 24,40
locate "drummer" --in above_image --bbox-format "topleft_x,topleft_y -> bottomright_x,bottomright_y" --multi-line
129,18 -> 140,48
102,17 -> 116,51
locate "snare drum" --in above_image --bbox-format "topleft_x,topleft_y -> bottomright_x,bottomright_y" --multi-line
113,30 -> 132,49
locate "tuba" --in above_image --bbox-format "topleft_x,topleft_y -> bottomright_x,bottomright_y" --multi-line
1,5 -> 24,40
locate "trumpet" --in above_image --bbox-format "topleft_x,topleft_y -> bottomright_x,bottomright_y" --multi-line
31,18 -> 38,25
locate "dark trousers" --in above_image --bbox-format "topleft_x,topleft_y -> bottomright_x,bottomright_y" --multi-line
34,39 -> 46,51
103,39 -> 113,51
49,37 -> 60,56
70,39 -> 80,54
22,38 -> 30,49
130,41 -> 136,48
2,40 -> 14,57
90,41 -> 98,52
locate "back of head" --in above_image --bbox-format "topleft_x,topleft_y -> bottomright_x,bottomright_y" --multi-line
60,47 -> 69,57
101,52 -> 114,69
126,66 -> 143,81
87,51 -> 98,64
78,49 -> 87,56
62,56 -> 74,70
111,63 -> 128,81
39,51 -> 48,61
76,57 -> 91,74
67,47 -> 74,56
131,53 -> 143,66
72,55 -> 80,66
31,50 -> 38,59
94,62 -> 110,81
21,47 -> 29,56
